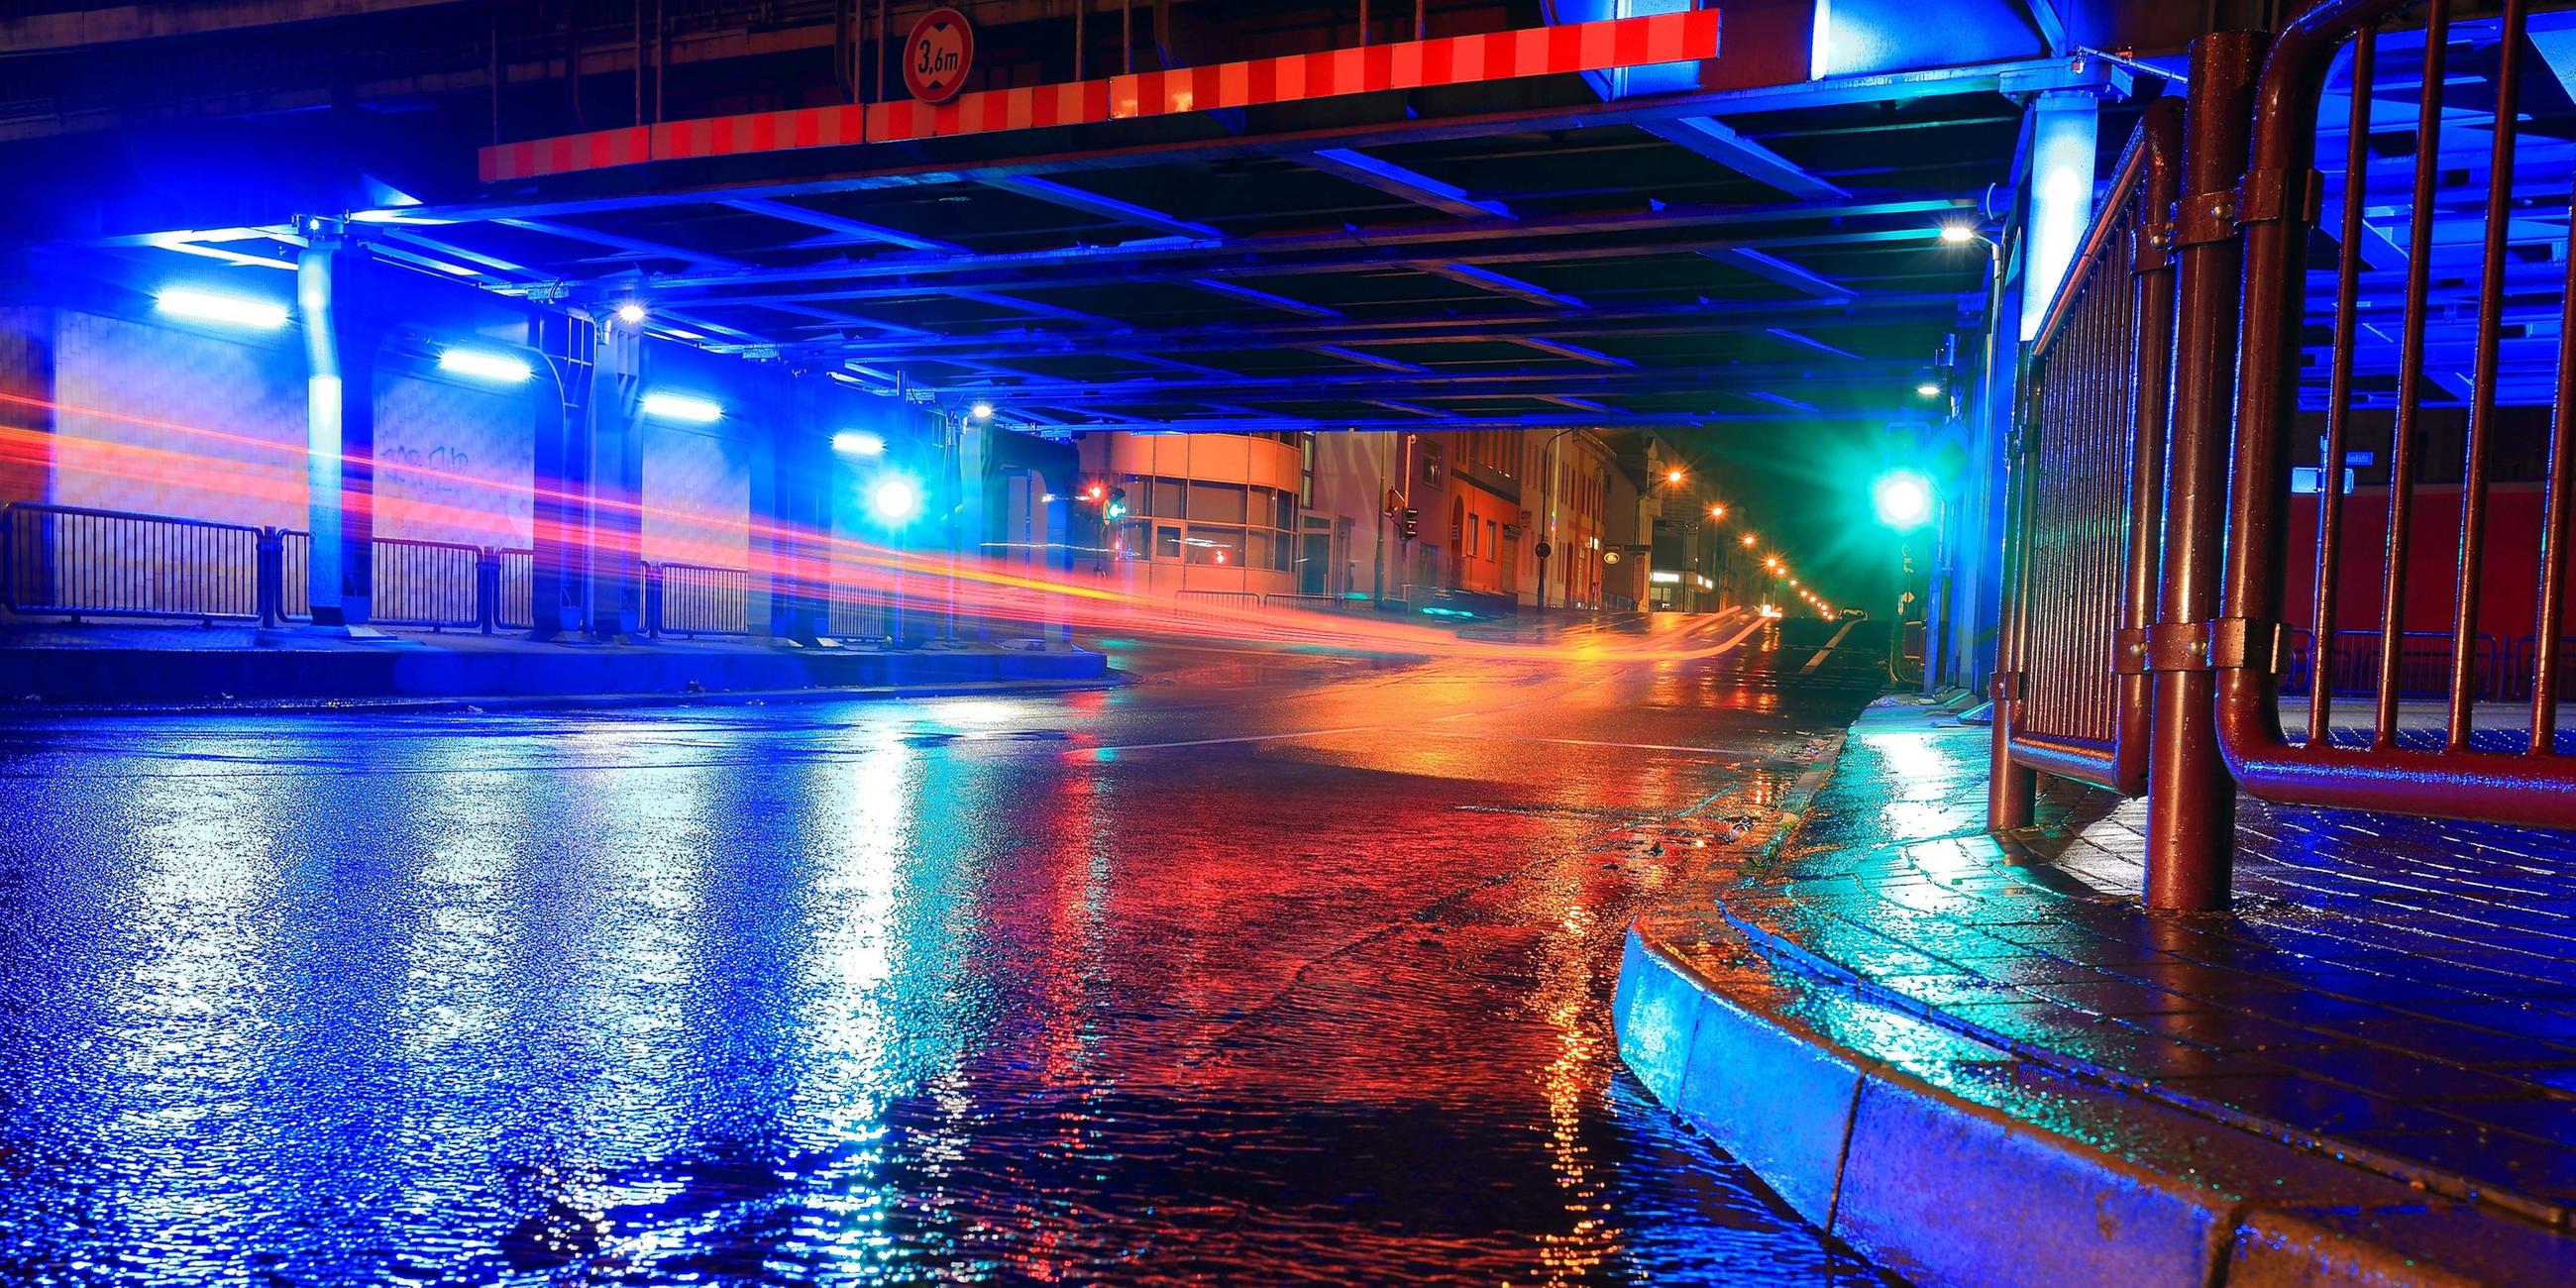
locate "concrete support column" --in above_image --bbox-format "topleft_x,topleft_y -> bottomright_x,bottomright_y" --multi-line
298,247 -> 381,628
751,382 -> 827,645
0,285 -> 56,618
952,417 -> 990,641
585,321 -> 646,638
0,291 -> 54,511
527,311 -> 593,639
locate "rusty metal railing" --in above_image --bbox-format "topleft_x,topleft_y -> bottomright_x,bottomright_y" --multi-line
2215,0 -> 2576,830
1989,101 -> 2182,813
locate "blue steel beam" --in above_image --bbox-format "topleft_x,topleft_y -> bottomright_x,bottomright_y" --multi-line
492,217 -> 752,269
723,198 -> 963,252
626,216 -> 1971,308
1705,247 -> 1851,300
1306,346 -> 1432,374
1641,118 -> 1849,200
1420,264 -> 1584,309
1765,327 -> 1865,360
377,57 -> 2093,225
1509,337 -> 1632,368
1037,413 -> 1817,433
979,174 -> 1223,239
1185,277 -> 1342,317
1298,149 -> 1515,219
775,294 -> 1964,361
596,195 -> 1967,296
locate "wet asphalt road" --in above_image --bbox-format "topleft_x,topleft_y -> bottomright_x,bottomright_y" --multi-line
0,612 -> 1890,1285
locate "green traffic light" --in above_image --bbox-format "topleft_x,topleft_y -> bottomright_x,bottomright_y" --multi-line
1872,471 -> 1934,531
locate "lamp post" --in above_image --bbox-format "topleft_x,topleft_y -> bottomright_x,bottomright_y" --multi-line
1533,426 -> 1591,611
1874,467 -> 1937,686
1934,222 -> 2007,693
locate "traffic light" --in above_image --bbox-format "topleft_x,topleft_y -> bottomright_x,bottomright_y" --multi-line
1106,486 -> 1128,520
1399,507 -> 1421,540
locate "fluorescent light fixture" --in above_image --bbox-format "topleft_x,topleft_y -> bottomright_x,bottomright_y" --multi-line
156,286 -> 288,330
832,430 -> 887,457
616,302 -> 648,324
438,349 -> 534,384
641,391 -> 721,423
1939,224 -> 1977,245
969,401 -> 995,420
1916,381 -> 1943,398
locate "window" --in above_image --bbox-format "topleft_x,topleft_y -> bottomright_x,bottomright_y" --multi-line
1156,525 -> 1182,559
1151,479 -> 1184,520
1246,531 -> 1270,572
1117,520 -> 1148,559
1274,488 -> 1295,531
1486,518 -> 1499,560
1189,482 -> 1247,525
1186,526 -> 1243,566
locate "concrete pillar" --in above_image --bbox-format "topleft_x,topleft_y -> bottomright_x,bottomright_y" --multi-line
0,283 -> 56,617
751,381 -> 828,645
0,293 -> 54,511
585,320 -> 646,638
952,417 -> 990,641
526,311 -> 591,639
297,246 -> 380,628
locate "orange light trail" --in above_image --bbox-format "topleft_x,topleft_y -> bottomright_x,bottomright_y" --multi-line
0,394 -> 1769,664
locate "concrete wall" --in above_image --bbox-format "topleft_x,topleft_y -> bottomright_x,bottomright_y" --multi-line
51,308 -> 306,529
640,420 -> 751,570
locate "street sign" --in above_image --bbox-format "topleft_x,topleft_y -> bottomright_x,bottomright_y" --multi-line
903,8 -> 975,105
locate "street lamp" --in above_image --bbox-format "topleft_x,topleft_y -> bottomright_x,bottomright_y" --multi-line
1708,503 -> 1727,520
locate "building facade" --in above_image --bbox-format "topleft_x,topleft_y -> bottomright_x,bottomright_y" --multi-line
1076,427 -> 1663,611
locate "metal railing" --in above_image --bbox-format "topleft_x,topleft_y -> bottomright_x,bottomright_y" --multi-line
1265,592 -> 1362,612
2213,0 -> 2576,831
2288,630 -> 2507,706
1174,589 -> 1262,610
370,537 -> 484,630
1991,102 -> 2182,806
491,548 -> 537,632
1,502 -> 268,623
648,561 -> 753,637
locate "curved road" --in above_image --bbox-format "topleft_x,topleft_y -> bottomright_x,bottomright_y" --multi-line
0,611 -> 1892,1285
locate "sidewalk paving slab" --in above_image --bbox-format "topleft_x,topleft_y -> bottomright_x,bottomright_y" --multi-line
1614,695 -> 2576,1287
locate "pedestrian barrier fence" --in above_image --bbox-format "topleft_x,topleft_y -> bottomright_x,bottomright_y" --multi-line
2279,630 -> 2507,706
491,549 -> 537,632
0,502 -> 268,622
1174,590 -> 1262,610
1994,2 -> 2576,912
1992,100 -> 2182,802
369,538 -> 485,630
646,561 -> 754,637
2214,0 -> 2576,829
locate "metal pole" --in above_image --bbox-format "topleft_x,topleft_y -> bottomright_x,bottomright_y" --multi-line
2145,32 -> 2263,912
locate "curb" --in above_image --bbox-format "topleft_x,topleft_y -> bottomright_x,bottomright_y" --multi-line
1611,705 -> 2576,1287
0,674 -> 1128,720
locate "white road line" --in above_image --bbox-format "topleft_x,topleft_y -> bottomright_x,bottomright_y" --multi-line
1796,619 -> 1863,676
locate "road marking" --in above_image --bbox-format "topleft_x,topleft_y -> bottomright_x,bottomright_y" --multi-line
1796,619 -> 1863,676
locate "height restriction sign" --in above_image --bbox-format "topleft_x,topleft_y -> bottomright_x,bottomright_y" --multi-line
903,8 -> 975,105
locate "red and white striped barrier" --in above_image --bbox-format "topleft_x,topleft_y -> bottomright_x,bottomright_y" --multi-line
479,10 -> 1720,184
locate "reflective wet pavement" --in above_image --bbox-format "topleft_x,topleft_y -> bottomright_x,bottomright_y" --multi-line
0,614 -> 1890,1285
